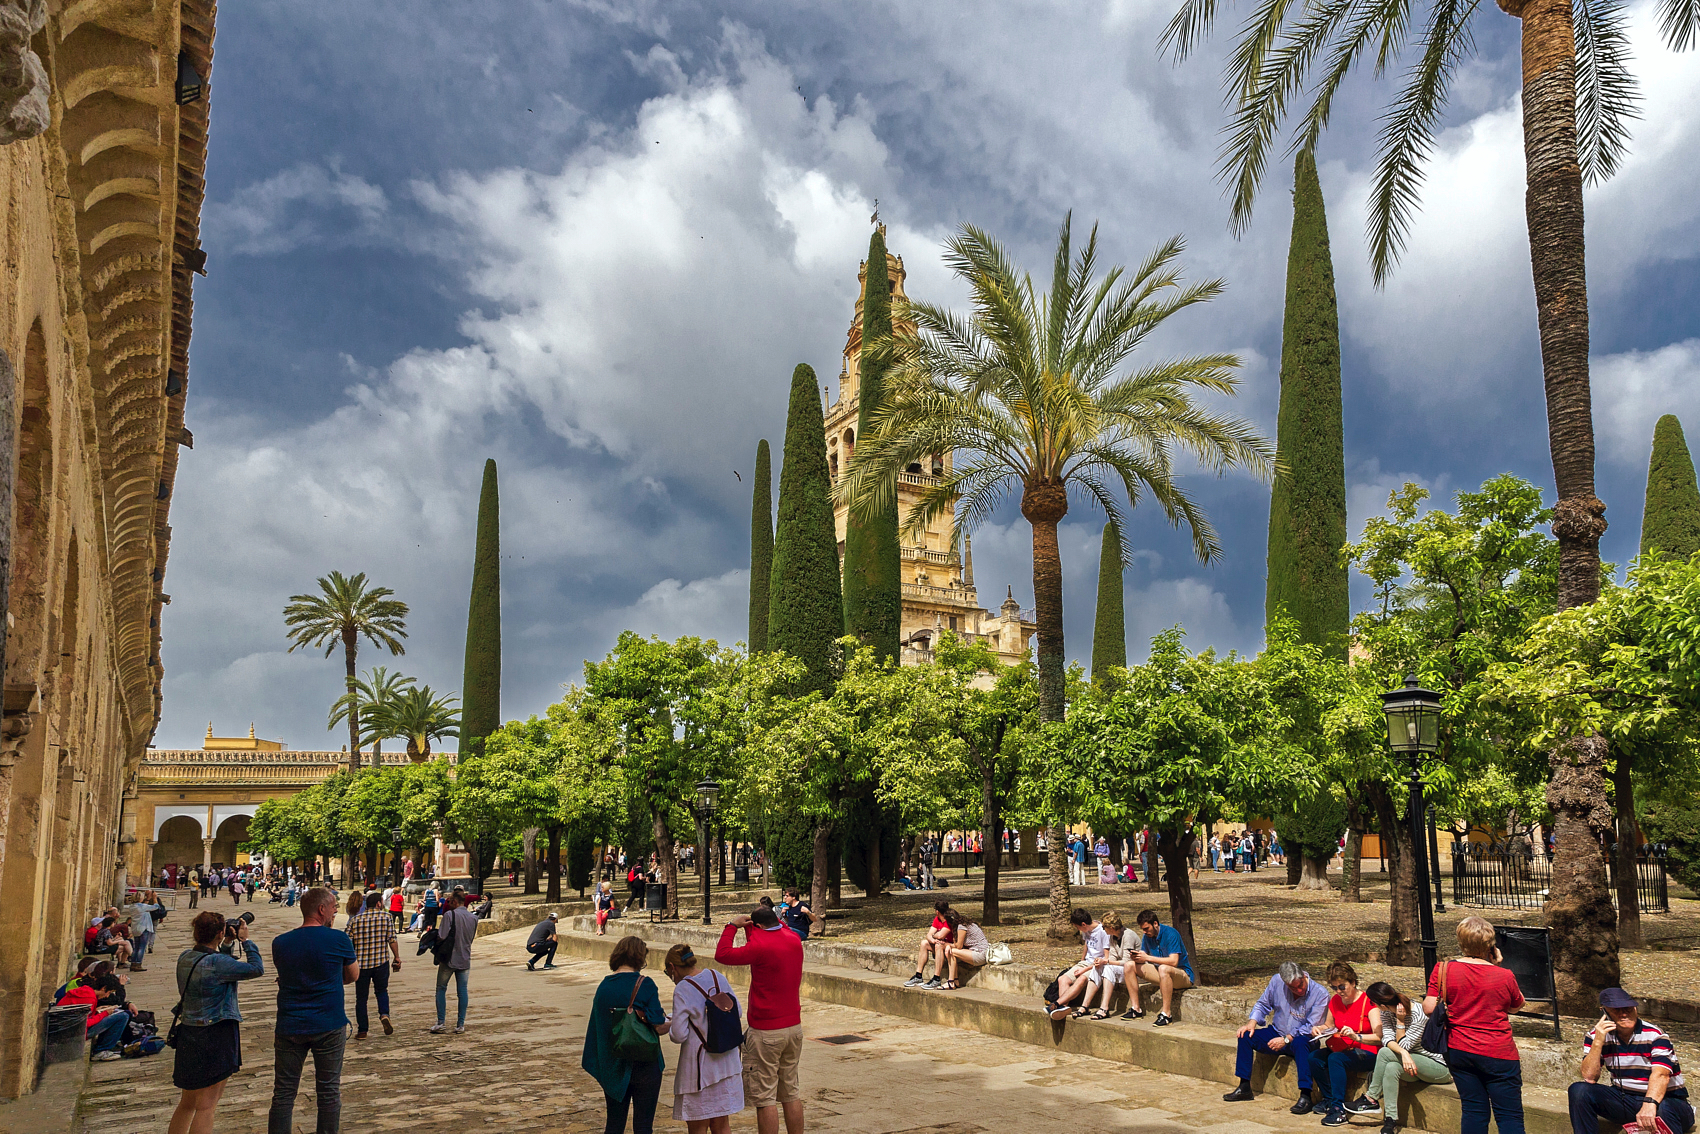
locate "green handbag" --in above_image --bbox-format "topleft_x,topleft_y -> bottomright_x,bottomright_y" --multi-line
610,976 -> 661,1062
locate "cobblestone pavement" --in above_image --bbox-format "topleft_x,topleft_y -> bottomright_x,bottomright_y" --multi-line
72,894 -> 1392,1134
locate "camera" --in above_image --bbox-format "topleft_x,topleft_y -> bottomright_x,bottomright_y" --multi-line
224,910 -> 254,936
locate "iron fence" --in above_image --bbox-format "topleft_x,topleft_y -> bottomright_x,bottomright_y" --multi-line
1452,844 -> 1668,913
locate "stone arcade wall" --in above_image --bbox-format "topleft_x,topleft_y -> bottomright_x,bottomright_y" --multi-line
0,0 -> 216,1098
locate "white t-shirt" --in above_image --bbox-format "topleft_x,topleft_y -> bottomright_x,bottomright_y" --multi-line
1082,925 -> 1112,963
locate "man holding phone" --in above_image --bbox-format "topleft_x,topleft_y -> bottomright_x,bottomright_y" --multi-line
346,891 -> 401,1039
1570,987 -> 1691,1134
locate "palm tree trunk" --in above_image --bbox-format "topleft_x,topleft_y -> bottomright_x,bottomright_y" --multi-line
1503,0 -> 1620,1007
343,626 -> 361,774
1023,482 -> 1073,938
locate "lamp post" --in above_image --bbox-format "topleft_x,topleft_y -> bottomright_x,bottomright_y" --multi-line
391,827 -> 405,887
692,778 -> 721,926
1380,674 -> 1443,981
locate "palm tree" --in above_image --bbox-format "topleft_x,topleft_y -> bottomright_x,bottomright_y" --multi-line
328,666 -> 416,765
843,217 -> 1274,936
1161,0 -> 1697,1006
365,685 -> 460,762
284,571 -> 409,773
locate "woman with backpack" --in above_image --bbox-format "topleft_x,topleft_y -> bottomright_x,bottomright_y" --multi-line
582,936 -> 668,1134
663,943 -> 744,1134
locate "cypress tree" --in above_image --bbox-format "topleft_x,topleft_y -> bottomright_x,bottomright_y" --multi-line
458,458 -> 501,760
768,363 -> 843,695
1639,414 -> 1700,562
749,439 -> 774,652
840,228 -> 903,663
1265,149 -> 1348,656
1091,523 -> 1126,684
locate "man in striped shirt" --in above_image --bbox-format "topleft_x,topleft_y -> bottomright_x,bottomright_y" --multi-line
1570,987 -> 1692,1134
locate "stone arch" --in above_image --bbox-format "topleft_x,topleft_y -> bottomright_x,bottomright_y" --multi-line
153,812 -> 204,874
211,811 -> 252,869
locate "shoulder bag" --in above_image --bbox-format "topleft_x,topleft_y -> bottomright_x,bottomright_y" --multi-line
610,975 -> 662,1061
165,953 -> 213,1049
1417,961 -> 1452,1056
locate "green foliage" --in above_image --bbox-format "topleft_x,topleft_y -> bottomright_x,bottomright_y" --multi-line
1279,794 -> 1348,861
769,363 -> 844,696
283,570 -> 409,768
841,798 -> 900,892
1641,798 -> 1700,894
749,438 -> 773,653
1640,415 -> 1700,563
329,666 -> 414,744
762,810 -> 818,890
460,458 -> 502,760
1091,524 -> 1127,684
1265,149 -> 1347,658
842,228 -> 903,663
566,825 -> 597,895
364,685 -> 459,760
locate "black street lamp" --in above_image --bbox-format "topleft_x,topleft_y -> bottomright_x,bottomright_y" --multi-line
692,778 -> 721,925
1381,674 -> 1444,981
391,827 -> 405,886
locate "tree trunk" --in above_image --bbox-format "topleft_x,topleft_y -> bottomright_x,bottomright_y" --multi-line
1296,856 -> 1332,890
343,627 -> 362,773
546,825 -> 562,904
652,810 -> 677,920
1611,757 -> 1641,948
1345,797 -> 1367,903
828,842 -> 842,909
982,738 -> 1003,926
1286,844 -> 1303,885
523,827 -> 540,895
1148,835 -> 1164,891
1046,820 -> 1072,939
1501,0 -> 1621,1003
1160,828 -> 1198,960
865,816 -> 882,899
1368,782 -> 1421,965
718,822 -> 727,887
810,819 -> 834,915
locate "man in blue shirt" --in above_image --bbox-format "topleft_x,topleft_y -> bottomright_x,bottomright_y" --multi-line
1223,961 -> 1333,1114
269,887 -> 358,1134
1124,909 -> 1196,1027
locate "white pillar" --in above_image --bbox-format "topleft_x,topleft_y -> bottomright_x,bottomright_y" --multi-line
201,837 -> 213,873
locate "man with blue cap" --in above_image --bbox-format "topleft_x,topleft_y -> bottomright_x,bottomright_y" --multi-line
1570,987 -> 1692,1134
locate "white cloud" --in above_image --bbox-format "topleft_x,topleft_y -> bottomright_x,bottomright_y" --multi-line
1594,338 -> 1700,466
203,161 -> 389,255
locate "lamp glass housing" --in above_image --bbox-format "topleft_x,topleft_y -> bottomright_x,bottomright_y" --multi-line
695,777 -> 721,816
1380,676 -> 1442,754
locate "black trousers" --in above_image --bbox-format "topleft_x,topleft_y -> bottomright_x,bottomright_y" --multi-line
528,940 -> 558,967
354,965 -> 390,1033
605,1059 -> 662,1134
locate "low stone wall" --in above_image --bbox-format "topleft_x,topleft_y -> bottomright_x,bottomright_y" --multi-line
526,918 -> 1583,1134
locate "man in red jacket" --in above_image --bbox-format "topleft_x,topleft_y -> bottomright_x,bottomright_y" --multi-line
716,906 -> 805,1134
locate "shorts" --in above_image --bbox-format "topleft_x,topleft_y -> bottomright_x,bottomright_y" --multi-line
1094,963 -> 1125,985
958,947 -> 988,967
743,1024 -> 803,1107
1067,960 -> 1096,981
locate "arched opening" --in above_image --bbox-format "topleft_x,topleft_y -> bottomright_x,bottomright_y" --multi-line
155,814 -> 204,873
829,453 -> 839,479
7,320 -> 52,687
906,462 -> 923,474
213,814 -> 251,869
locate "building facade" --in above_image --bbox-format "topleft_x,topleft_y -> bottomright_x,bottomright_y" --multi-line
0,0 -> 215,1097
823,245 -> 1037,668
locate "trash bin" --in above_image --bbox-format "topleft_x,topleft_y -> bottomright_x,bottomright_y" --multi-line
734,865 -> 750,884
644,882 -> 667,911
42,1005 -> 89,1069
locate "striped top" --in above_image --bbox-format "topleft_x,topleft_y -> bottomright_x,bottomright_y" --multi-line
1383,1003 -> 1446,1065
1583,1020 -> 1685,1096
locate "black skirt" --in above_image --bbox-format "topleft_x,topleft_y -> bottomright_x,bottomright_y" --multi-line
172,1019 -> 241,1090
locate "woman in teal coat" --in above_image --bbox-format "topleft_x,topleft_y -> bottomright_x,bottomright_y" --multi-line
582,935 -> 668,1134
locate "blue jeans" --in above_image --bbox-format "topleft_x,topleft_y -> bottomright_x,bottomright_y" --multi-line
436,964 -> 468,1026
88,1010 -> 129,1054
1323,1047 -> 1378,1107
1569,1083 -> 1692,1134
132,930 -> 153,964
355,966 -> 391,1033
1235,1027 -> 1323,1091
1449,1048 -> 1525,1134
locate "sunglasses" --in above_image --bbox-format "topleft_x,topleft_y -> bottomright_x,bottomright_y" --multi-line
1330,983 -> 1349,991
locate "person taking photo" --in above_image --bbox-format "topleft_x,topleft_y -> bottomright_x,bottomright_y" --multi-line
168,910 -> 263,1134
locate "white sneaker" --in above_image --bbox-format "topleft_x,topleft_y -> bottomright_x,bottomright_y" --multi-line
453,1024 -> 466,1034
92,1051 -> 121,1062
428,1023 -> 447,1034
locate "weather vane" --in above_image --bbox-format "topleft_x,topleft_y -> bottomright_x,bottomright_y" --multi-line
870,198 -> 879,227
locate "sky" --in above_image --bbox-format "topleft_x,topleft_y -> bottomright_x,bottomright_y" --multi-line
157,1 -> 1700,751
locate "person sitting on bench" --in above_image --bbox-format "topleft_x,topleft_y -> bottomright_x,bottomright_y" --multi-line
1569,987 -> 1692,1134
1224,961 -> 1332,1114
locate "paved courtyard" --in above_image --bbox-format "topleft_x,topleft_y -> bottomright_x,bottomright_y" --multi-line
61,894 -> 1390,1134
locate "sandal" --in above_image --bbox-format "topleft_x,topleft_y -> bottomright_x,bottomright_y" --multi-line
1072,1007 -> 1091,1018
1089,1009 -> 1111,1020
941,980 -> 959,991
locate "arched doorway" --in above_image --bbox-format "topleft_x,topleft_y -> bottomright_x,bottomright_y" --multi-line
154,814 -> 203,874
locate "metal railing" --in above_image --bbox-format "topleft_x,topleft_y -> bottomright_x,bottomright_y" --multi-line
1452,845 -> 1669,913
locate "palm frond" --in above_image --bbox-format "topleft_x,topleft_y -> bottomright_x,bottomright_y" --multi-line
1367,0 -> 1477,286
1573,0 -> 1640,183
1294,0 -> 1415,154
1661,0 -> 1699,49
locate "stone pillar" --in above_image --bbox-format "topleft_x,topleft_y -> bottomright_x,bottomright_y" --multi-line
0,722 -> 54,1096
201,838 -> 213,874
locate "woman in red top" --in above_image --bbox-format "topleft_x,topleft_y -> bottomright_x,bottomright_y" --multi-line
1423,916 -> 1525,1134
1319,961 -> 1382,1124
